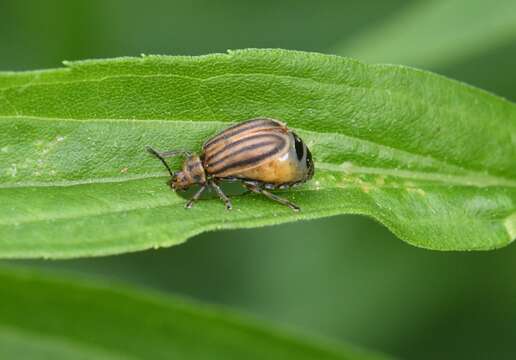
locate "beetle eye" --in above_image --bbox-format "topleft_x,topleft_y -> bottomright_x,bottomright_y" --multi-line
293,133 -> 304,161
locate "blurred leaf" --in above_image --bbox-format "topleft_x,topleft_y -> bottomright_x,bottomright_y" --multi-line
334,0 -> 516,68
0,48 -> 514,258
436,41 -> 516,101
0,0 -> 408,70
0,267 -> 386,360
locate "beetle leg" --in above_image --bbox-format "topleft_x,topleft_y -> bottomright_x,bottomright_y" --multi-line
210,181 -> 232,210
185,184 -> 207,209
244,183 -> 300,212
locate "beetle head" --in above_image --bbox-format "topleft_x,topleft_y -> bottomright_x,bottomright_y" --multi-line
168,155 -> 206,191
168,171 -> 191,191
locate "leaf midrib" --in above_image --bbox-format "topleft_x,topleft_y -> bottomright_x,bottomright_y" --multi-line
318,163 -> 516,188
1,161 -> 515,190
1,114 -> 515,189
0,110 -> 472,178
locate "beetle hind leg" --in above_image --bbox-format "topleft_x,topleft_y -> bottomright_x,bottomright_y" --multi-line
244,183 -> 300,212
185,185 -> 207,209
210,181 -> 233,210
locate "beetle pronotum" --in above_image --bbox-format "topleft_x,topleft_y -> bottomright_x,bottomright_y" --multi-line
147,118 -> 314,211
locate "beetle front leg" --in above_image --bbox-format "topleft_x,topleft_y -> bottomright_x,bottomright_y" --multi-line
243,182 -> 300,212
210,181 -> 232,210
185,184 -> 207,209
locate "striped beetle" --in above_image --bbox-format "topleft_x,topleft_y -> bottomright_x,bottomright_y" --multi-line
147,118 -> 314,211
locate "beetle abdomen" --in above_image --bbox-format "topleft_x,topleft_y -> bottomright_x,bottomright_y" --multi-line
235,157 -> 304,184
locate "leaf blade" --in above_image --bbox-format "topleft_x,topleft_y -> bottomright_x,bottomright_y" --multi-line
0,49 -> 515,257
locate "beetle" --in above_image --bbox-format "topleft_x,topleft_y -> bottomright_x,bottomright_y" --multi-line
146,118 -> 314,211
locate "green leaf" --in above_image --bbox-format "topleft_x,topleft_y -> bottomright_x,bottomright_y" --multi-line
0,267 -> 387,360
0,48 -> 514,257
333,0 -> 516,68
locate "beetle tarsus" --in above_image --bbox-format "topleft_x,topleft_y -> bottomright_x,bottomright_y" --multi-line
184,184 -> 207,209
210,181 -> 232,210
244,183 -> 301,212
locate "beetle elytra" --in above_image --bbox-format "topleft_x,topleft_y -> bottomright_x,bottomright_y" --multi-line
147,118 -> 314,211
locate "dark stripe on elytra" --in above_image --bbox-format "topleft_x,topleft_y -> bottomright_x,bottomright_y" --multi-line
210,143 -> 285,175
205,133 -> 284,163
207,140 -> 278,169
204,119 -> 282,149
204,121 -> 279,150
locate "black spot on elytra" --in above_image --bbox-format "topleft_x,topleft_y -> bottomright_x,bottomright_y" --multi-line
293,133 -> 304,161
306,147 -> 313,169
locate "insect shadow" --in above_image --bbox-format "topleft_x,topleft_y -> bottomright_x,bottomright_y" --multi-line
175,182 -> 248,201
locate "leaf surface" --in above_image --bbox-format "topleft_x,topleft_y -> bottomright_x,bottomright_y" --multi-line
0,49 -> 515,257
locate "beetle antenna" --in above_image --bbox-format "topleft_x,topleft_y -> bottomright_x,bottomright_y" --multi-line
146,146 -> 175,177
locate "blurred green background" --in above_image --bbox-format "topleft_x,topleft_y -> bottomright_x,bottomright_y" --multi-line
1,1 -> 515,359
